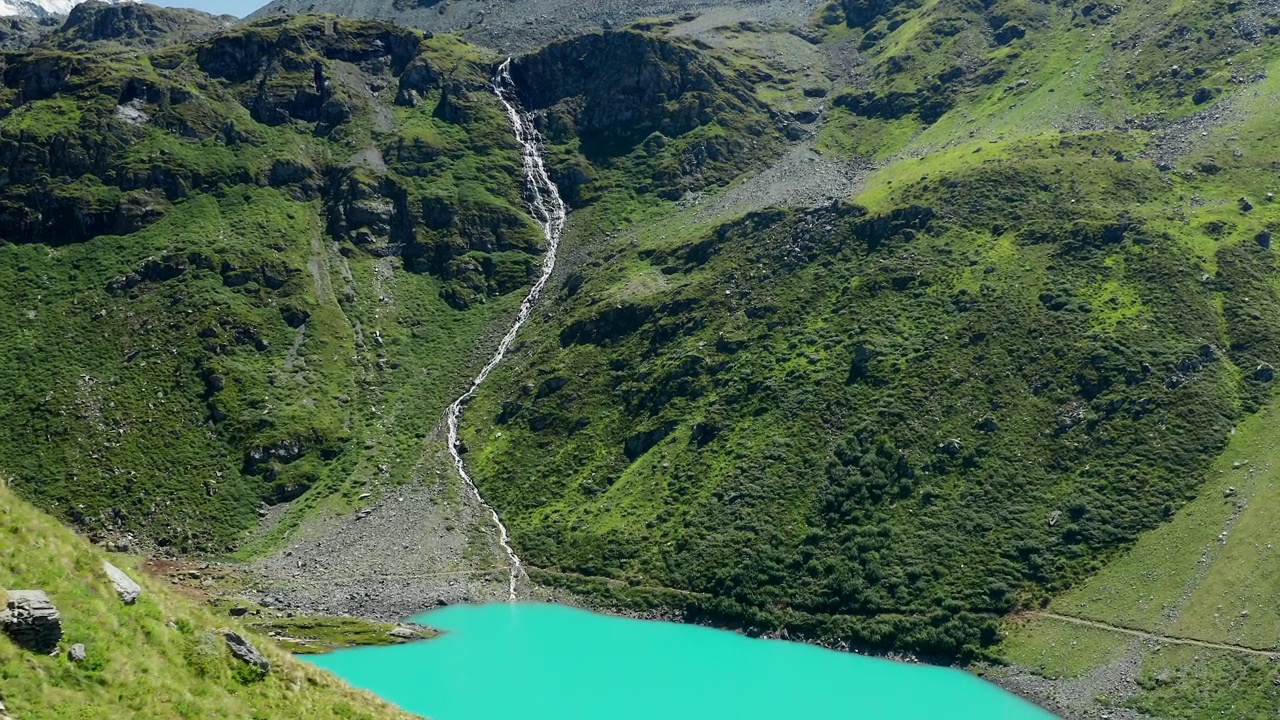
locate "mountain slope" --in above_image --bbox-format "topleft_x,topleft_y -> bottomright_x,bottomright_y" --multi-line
0,12 -> 785,564
249,0 -> 819,53
0,14 -> 540,553
450,0 -> 1280,669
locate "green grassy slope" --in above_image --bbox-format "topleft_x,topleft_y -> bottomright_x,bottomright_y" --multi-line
0,16 -> 537,553
458,0 -> 1280,672
0,15 -> 787,557
0,480 -> 414,720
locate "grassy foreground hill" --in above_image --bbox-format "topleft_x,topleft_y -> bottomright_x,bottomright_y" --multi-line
0,479 -> 413,720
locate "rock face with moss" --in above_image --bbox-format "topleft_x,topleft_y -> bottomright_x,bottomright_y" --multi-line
49,1 -> 237,50
0,590 -> 62,653
510,30 -> 781,202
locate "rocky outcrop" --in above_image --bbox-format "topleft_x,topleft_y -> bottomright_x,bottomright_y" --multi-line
623,422 -> 677,460
49,1 -> 236,51
1255,363 -> 1275,382
327,172 -> 409,258
840,0 -> 898,28
507,31 -> 780,199
195,18 -> 422,85
103,561 -> 141,604
223,630 -> 270,673
0,15 -> 54,50
510,31 -> 761,146
0,590 -> 62,653
559,303 -> 654,347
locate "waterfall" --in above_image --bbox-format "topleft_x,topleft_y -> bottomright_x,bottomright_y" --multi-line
444,58 -> 567,601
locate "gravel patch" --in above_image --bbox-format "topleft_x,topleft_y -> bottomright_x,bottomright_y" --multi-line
681,140 -> 869,223
253,0 -> 827,55
990,641 -> 1153,720
247,444 -> 515,621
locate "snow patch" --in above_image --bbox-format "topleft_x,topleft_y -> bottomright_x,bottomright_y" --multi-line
0,0 -> 134,18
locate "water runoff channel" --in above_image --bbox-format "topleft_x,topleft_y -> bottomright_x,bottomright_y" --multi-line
444,58 -> 567,601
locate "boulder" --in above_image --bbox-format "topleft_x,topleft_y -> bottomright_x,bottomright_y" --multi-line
224,631 -> 270,673
388,625 -> 423,640
103,562 -> 142,605
1255,363 -> 1275,382
937,438 -> 962,457
69,643 -> 87,662
1,590 -> 63,653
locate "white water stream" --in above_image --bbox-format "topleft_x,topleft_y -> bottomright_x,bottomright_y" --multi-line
445,58 -> 567,602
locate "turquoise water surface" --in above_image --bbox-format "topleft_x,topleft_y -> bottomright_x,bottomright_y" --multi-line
307,603 -> 1057,720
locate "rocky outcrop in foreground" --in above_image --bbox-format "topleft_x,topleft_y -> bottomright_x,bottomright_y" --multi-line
103,561 -> 141,605
0,590 -> 62,653
224,630 -> 270,674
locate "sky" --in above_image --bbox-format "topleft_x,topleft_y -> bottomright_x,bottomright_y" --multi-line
155,0 -> 266,17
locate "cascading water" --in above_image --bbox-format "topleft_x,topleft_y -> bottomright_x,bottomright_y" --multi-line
445,58 -> 567,602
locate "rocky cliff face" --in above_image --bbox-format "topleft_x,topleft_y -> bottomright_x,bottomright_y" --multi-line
511,30 -> 757,145
48,1 -> 237,50
509,30 -> 783,202
0,0 -> 127,19
0,15 -> 54,49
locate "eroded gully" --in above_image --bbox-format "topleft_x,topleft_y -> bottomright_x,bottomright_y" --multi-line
445,58 -> 567,601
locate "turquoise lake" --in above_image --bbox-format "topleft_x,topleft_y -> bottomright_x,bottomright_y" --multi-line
306,603 -> 1057,719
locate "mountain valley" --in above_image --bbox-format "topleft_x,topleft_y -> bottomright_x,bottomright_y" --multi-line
2,0 -> 1280,718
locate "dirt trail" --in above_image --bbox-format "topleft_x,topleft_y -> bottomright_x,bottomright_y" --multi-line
1030,611 -> 1279,659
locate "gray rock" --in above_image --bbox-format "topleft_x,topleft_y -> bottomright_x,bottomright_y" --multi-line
69,643 -> 87,662
103,562 -> 141,605
223,631 -> 270,673
937,438 -> 962,457
1,590 -> 63,653
1255,363 -> 1275,382
388,625 -> 423,640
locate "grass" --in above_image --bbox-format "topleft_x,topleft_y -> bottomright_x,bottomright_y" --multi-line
0,481 -> 414,720
996,615 -> 1131,679
1050,392 -> 1280,638
1127,646 -> 1280,719
246,616 -> 432,655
